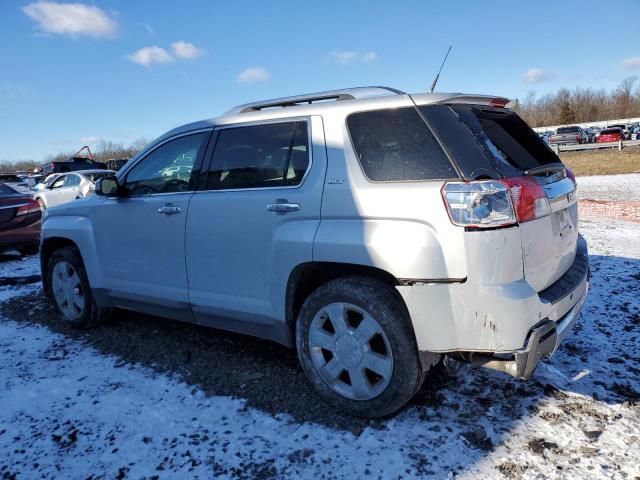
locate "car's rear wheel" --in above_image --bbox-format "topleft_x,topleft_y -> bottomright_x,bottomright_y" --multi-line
296,276 -> 426,417
46,246 -> 111,328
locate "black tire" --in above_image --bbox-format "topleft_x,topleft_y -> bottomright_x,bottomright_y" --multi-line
296,276 -> 426,418
18,243 -> 39,256
45,246 -> 111,328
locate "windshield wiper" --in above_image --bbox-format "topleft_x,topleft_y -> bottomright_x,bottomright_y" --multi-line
523,163 -> 565,177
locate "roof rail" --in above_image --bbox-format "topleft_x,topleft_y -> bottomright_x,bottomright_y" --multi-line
225,86 -> 405,115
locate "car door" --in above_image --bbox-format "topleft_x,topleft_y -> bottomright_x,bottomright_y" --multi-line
185,117 -> 327,339
58,173 -> 82,204
90,130 -> 211,320
43,175 -> 67,207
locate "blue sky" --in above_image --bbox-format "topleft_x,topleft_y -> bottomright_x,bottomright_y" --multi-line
1,0 -> 639,162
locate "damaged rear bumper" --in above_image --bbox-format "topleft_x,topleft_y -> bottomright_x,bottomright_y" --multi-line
455,277 -> 588,379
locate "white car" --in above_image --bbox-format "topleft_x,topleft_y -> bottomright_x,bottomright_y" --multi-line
34,170 -> 115,209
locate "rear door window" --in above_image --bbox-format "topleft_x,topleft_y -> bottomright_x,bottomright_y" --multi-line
206,121 -> 309,190
347,107 -> 457,181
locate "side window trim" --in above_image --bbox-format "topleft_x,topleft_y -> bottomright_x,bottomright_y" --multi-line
198,118 -> 313,192
119,129 -> 213,197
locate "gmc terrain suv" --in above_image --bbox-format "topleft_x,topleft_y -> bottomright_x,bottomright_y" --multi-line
41,87 -> 589,417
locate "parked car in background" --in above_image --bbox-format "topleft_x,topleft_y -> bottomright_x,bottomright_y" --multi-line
585,127 -> 600,143
32,173 -> 62,192
0,174 -> 32,194
33,170 -> 115,209
0,183 -> 41,255
595,127 -> 625,143
538,131 -> 554,144
39,157 -> 108,176
548,126 -> 587,145
607,124 -> 630,140
41,86 -> 588,417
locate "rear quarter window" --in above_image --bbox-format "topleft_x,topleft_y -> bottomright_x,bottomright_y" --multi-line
347,107 -> 457,181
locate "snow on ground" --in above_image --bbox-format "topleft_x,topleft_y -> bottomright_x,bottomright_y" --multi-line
577,173 -> 640,201
0,219 -> 639,479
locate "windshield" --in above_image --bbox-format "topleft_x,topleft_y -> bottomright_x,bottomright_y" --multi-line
557,127 -> 579,134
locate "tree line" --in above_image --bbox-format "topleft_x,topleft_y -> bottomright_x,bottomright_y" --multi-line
0,138 -> 149,174
513,76 -> 640,128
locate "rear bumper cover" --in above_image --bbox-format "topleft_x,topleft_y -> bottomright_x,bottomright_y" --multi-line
462,276 -> 588,379
398,233 -> 589,378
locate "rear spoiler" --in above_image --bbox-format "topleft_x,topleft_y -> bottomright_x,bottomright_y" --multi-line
410,93 -> 512,108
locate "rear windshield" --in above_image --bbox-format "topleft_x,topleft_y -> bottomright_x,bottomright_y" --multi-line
0,183 -> 17,194
447,105 -> 559,175
557,127 -> 579,134
601,128 -> 621,135
347,107 -> 457,181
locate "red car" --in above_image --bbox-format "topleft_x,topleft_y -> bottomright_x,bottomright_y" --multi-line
0,183 -> 41,255
596,127 -> 624,143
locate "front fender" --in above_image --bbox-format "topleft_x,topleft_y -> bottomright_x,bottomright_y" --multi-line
41,214 -> 104,288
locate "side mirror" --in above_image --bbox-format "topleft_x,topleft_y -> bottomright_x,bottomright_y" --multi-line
95,176 -> 124,197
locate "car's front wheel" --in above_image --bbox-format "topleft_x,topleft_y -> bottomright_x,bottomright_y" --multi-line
296,276 -> 427,417
45,246 -> 111,328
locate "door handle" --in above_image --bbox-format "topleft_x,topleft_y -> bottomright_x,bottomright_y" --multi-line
266,201 -> 300,214
158,204 -> 182,215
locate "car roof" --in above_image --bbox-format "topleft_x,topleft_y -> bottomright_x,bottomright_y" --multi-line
72,169 -> 116,176
138,87 -> 508,157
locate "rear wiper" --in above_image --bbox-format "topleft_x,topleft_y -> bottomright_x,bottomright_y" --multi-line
523,163 -> 565,177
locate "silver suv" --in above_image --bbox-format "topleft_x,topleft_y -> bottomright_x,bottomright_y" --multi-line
41,87 -> 589,417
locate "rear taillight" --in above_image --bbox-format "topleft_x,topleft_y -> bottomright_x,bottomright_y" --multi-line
442,177 -> 551,228
442,180 -> 516,228
500,177 -> 551,223
15,198 -> 41,216
566,168 -> 577,185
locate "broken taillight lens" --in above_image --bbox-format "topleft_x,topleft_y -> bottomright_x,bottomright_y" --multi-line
442,180 -> 516,228
442,177 -> 552,228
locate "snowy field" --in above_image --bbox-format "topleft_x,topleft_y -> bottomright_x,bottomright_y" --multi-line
577,173 -> 640,201
0,219 -> 639,479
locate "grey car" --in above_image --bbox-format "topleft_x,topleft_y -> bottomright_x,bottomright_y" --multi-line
40,87 -> 588,417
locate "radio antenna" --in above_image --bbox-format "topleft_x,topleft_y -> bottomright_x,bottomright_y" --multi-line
429,45 -> 452,93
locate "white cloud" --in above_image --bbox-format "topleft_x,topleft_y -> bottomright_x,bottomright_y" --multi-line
171,41 -> 205,60
521,67 -> 552,83
127,46 -> 173,67
329,51 -> 378,65
622,56 -> 640,69
237,66 -> 270,84
363,51 -> 378,62
330,51 -> 359,65
22,1 -> 117,39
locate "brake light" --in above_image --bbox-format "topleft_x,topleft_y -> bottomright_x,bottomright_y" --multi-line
15,198 -> 41,216
566,168 -> 576,185
499,177 -> 551,223
488,98 -> 509,108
